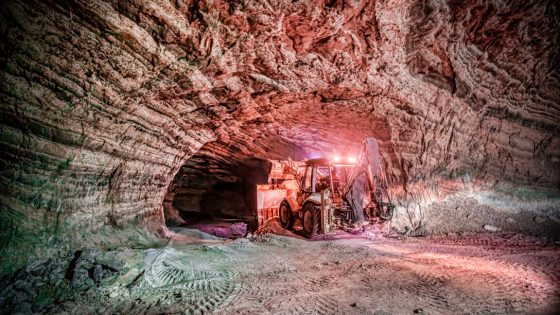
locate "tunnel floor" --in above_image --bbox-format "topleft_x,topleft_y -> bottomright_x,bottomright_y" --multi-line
29,230 -> 559,314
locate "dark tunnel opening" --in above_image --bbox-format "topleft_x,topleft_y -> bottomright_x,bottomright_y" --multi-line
164,146 -> 272,237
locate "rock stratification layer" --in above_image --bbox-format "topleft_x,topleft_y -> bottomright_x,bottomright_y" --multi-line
0,0 -> 559,267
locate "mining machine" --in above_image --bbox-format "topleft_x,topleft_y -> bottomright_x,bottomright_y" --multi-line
276,138 -> 394,238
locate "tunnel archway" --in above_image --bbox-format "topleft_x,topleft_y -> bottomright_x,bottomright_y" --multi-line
163,139 -> 307,235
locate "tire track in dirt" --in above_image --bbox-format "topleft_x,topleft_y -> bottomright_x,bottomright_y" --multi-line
219,238 -> 358,315
398,237 -> 559,314
124,246 -> 240,314
474,255 -> 559,306
264,293 -> 342,315
94,234 -> 560,314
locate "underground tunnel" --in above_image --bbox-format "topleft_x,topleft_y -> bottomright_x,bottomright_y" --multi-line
163,141 -> 278,234
1,0 -> 560,314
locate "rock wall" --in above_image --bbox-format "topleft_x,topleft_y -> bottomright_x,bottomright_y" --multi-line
0,0 -> 558,270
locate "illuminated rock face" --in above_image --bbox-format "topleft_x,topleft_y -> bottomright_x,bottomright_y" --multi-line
0,0 -> 558,251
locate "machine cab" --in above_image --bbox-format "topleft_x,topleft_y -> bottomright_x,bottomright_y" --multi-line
298,158 -> 352,206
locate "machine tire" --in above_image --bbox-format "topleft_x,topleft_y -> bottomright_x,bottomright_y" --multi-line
375,179 -> 394,221
279,201 -> 293,229
379,204 -> 394,221
302,202 -> 320,238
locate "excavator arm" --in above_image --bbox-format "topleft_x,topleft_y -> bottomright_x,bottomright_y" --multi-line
343,138 -> 394,225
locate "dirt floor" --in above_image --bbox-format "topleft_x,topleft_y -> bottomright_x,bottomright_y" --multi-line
6,223 -> 547,315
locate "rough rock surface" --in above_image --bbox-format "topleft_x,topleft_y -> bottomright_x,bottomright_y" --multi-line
1,0 -> 559,270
